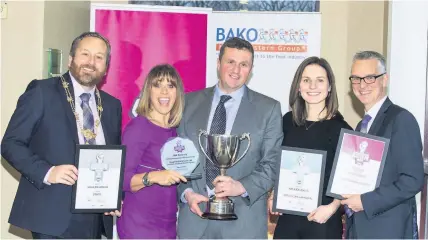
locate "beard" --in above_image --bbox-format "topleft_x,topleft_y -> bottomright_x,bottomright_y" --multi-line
69,60 -> 105,87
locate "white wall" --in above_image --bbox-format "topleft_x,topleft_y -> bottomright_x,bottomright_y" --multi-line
1,1 -> 90,238
387,0 -> 428,233
43,1 -> 90,76
1,2 -> 45,238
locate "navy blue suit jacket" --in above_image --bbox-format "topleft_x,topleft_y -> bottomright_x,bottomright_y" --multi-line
346,98 -> 424,238
1,72 -> 122,238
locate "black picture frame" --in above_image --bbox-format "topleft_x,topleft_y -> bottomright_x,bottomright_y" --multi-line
326,128 -> 389,200
273,146 -> 327,216
71,145 -> 126,213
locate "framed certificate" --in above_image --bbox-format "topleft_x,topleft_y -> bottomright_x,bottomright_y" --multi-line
326,129 -> 389,199
71,145 -> 126,213
273,146 -> 327,216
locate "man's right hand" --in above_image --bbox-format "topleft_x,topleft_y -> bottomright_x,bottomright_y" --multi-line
185,191 -> 209,217
48,165 -> 78,185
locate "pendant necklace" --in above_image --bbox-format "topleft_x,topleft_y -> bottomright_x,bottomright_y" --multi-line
304,121 -> 317,130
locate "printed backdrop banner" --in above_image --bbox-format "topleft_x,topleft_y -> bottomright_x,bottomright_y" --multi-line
91,5 -> 321,127
211,12 -> 321,114
91,4 -> 211,129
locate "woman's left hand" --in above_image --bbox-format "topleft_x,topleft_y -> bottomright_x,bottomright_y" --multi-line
307,203 -> 338,224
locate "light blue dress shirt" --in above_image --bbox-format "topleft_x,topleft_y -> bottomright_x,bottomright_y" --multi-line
206,84 -> 245,135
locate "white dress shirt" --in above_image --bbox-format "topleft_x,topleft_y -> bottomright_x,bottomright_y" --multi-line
364,96 -> 387,132
69,72 -> 106,145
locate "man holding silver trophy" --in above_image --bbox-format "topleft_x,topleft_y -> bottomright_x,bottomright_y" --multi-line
176,37 -> 283,238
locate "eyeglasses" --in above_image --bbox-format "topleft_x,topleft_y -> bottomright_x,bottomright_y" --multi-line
349,73 -> 386,84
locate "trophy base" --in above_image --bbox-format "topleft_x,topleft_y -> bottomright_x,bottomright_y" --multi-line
202,212 -> 238,220
203,196 -> 238,220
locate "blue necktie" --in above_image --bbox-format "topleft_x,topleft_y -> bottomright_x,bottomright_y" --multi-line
206,95 -> 232,189
345,114 -> 372,218
80,93 -> 96,145
359,114 -> 372,134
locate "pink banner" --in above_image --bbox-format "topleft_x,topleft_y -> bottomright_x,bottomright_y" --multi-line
95,9 -> 208,129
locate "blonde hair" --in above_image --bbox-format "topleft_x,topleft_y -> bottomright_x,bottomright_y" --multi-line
136,64 -> 185,127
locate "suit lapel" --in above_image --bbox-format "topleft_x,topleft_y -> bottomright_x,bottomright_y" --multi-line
57,72 -> 79,144
231,87 -> 252,135
96,91 -> 110,145
188,87 -> 215,193
368,98 -> 393,135
355,122 -> 362,132
188,87 -> 215,136
229,88 -> 253,174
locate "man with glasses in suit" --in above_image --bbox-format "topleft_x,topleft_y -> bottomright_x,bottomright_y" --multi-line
342,50 -> 424,239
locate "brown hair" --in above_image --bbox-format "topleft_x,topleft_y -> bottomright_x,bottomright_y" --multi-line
136,64 -> 185,127
289,56 -> 339,126
70,32 -> 111,69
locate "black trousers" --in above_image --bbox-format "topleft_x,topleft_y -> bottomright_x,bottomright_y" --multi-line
273,212 -> 343,239
32,213 -> 102,239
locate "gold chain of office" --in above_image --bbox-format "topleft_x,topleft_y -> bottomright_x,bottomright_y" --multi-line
60,75 -> 103,144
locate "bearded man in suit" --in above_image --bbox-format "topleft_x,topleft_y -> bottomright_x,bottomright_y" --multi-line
2,32 -> 122,239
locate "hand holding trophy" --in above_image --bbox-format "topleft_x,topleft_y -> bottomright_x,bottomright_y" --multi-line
198,129 -> 251,220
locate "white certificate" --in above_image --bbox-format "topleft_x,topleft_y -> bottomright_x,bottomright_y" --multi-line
326,129 -> 389,199
72,145 -> 125,213
273,147 -> 327,216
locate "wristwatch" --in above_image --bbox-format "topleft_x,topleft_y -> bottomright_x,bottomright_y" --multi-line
142,173 -> 152,187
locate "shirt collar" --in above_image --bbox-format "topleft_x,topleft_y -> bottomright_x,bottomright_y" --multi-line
69,72 -> 96,100
366,95 -> 387,119
214,84 -> 245,101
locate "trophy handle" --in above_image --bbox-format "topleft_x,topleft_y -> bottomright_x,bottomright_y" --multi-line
231,133 -> 251,167
198,130 -> 215,165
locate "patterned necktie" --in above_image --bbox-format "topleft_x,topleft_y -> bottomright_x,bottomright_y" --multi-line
344,114 -> 372,218
206,95 -> 232,189
80,93 -> 96,145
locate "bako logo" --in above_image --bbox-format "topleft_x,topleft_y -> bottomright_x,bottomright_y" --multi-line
216,28 -> 258,42
216,28 -> 309,44
216,27 -> 309,53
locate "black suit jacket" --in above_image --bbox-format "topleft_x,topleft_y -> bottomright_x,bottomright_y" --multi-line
346,98 -> 424,238
1,72 -> 122,238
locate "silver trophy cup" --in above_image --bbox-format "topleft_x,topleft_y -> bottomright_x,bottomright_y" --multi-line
198,130 -> 251,220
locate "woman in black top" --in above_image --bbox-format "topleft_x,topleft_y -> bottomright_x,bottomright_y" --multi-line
269,57 -> 352,239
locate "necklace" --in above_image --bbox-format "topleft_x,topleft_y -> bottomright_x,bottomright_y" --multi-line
60,75 -> 103,144
304,121 -> 317,130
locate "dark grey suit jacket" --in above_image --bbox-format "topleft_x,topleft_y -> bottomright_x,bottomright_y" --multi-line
346,98 -> 424,239
176,86 -> 283,238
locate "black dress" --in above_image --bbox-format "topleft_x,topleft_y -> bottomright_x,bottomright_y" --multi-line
273,111 -> 353,239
